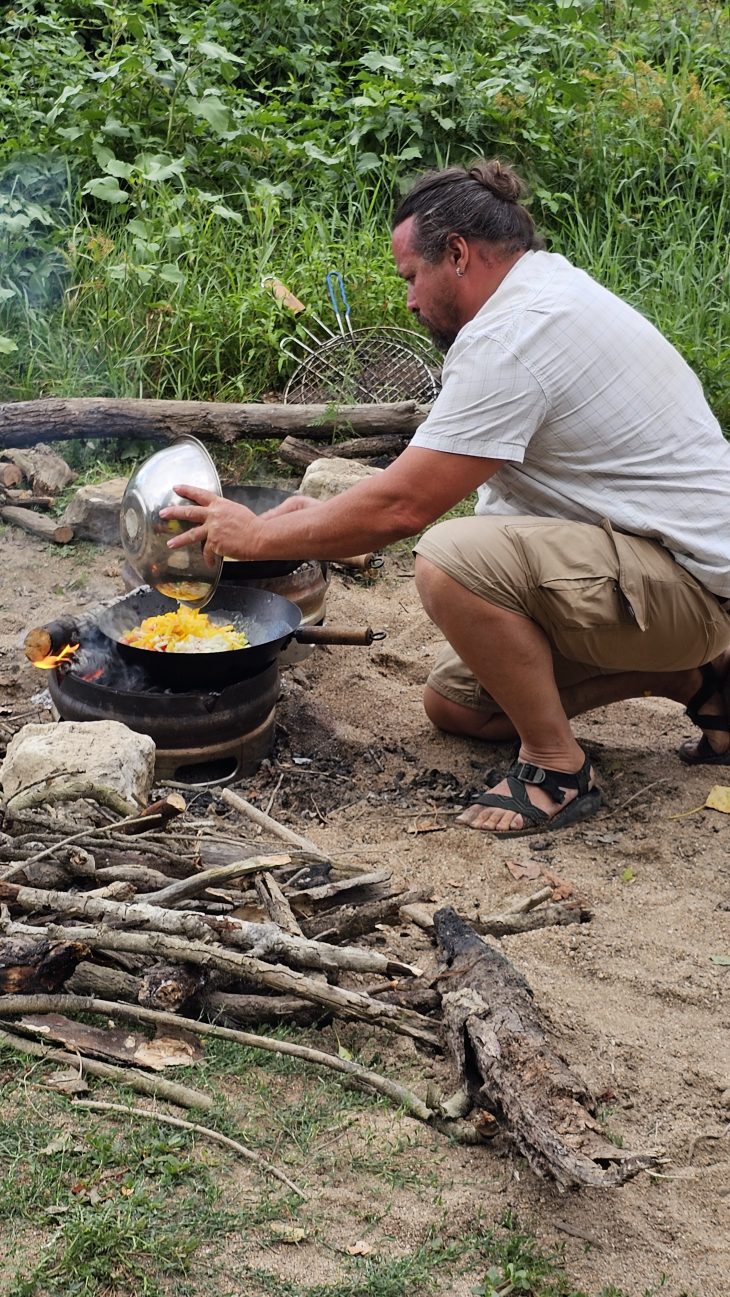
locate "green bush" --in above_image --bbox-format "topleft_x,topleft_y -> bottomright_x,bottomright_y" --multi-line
0,0 -> 727,426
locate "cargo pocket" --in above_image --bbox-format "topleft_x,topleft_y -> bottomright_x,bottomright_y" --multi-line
504,519 -> 648,666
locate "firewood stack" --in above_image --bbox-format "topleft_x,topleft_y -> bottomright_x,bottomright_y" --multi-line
0,779 -> 660,1189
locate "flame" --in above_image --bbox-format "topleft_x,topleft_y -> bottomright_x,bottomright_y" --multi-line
82,667 -> 104,682
33,643 -> 79,670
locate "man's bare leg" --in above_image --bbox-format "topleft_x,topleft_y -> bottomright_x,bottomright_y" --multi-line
415,557 -> 730,833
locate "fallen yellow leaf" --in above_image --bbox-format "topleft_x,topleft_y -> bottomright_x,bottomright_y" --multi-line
704,785 -> 730,814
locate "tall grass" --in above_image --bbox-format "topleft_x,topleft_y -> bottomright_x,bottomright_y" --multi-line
0,0 -> 727,427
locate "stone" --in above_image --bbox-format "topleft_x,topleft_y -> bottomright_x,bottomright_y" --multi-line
299,457 -> 383,501
59,477 -> 127,545
0,720 -> 156,812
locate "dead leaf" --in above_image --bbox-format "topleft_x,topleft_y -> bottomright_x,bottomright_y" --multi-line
505,859 -> 542,881
43,1067 -> 89,1096
541,868 -> 574,901
347,1240 -> 373,1256
705,785 -> 730,814
269,1222 -> 307,1244
444,878 -> 463,889
40,1136 -> 71,1156
709,954 -> 730,966
406,818 -> 446,835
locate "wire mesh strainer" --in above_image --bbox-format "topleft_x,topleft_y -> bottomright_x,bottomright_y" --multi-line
265,272 -> 442,406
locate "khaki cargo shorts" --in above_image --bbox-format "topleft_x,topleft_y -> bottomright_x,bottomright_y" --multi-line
414,515 -> 730,716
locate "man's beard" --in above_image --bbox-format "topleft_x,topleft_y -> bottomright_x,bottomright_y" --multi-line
415,312 -> 458,355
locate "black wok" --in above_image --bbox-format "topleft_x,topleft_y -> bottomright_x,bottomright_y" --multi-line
95,585 -> 382,688
221,484 -> 302,580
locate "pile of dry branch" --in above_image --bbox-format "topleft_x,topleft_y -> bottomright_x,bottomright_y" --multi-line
0,780 -> 658,1190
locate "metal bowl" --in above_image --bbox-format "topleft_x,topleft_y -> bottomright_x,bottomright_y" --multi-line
120,436 -> 223,610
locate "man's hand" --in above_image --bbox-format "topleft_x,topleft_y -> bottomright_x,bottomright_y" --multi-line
161,485 -> 264,566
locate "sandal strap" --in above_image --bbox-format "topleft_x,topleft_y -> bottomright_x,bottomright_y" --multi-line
472,778 -> 550,828
511,753 -> 592,804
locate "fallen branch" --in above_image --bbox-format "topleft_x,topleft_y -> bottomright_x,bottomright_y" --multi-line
219,787 -> 367,876
0,993 -> 435,1124
143,854 -> 290,906
0,505 -> 73,544
74,1098 -> 307,1198
433,907 -> 656,1189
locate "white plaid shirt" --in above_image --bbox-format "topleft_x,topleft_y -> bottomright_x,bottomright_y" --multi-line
411,250 -> 730,597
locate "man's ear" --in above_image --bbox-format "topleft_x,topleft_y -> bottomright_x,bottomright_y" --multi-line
445,233 -> 469,275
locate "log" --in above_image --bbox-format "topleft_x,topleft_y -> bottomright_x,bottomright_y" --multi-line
1,446 -> 76,494
277,433 -> 409,473
433,907 -> 656,1188
0,506 -> 74,544
0,934 -> 89,994
0,463 -> 22,487
0,398 -> 429,449
277,438 -> 324,471
206,990 -> 325,1028
301,888 -> 429,942
65,960 -> 141,1002
254,874 -> 304,937
0,491 -> 54,508
116,793 -> 187,835
137,963 -> 206,1012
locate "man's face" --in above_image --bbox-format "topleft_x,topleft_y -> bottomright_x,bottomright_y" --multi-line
391,217 -> 462,353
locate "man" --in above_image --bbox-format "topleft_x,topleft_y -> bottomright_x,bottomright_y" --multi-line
162,159 -> 730,837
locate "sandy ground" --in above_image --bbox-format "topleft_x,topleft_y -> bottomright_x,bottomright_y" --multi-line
0,521 -> 728,1296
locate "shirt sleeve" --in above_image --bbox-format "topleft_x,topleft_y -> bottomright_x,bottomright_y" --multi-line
410,333 -> 548,461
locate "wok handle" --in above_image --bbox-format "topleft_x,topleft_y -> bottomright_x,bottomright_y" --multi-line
294,625 -> 386,647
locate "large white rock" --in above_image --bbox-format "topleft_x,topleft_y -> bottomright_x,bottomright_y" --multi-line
1,720 -> 156,812
299,457 -> 383,501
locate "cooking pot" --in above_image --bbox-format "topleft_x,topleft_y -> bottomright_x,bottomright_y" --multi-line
94,585 -> 383,689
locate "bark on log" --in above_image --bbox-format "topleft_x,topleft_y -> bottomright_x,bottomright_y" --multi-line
206,990 -> 325,1028
137,963 -> 206,1012
0,934 -> 89,994
254,874 -> 304,937
0,398 -> 429,449
1,446 -> 76,494
433,907 -> 655,1188
0,506 -> 74,544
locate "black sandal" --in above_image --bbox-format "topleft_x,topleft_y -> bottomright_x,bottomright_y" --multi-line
461,753 -> 602,838
680,663 -> 730,766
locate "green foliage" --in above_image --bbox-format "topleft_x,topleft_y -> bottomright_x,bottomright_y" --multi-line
0,0 -> 727,427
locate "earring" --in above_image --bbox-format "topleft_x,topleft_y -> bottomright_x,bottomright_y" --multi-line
455,267 -> 465,278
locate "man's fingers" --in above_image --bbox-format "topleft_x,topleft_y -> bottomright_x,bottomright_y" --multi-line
172,483 -> 217,506
167,524 -> 207,550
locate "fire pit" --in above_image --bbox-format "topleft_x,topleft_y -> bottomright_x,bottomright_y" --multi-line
45,648 -> 281,785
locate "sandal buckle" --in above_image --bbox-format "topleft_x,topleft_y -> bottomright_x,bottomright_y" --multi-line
514,761 -> 545,785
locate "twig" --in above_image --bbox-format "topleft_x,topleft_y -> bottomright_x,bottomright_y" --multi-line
264,773 -> 285,818
219,787 -> 367,875
143,855 -> 290,906
0,993 -> 435,1124
613,778 -> 670,814
0,808 -> 182,879
502,885 -> 553,915
74,1099 -> 307,1198
0,1025 -> 212,1109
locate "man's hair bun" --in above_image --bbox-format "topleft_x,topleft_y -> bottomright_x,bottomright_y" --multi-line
468,160 -> 525,204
